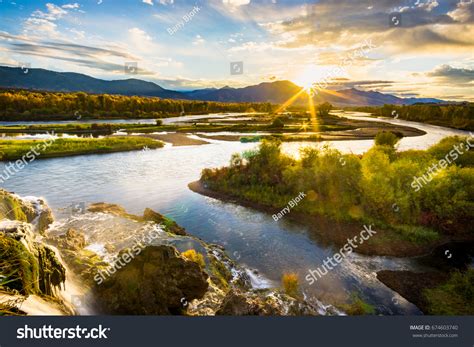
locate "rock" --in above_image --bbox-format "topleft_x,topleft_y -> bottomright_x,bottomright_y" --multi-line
94,245 -> 208,315
142,208 -> 187,236
0,191 -> 54,235
88,202 -> 132,218
217,290 -> 261,315
377,270 -> 450,314
0,220 -> 66,297
36,200 -> 54,235
0,190 -> 34,223
216,289 -> 319,316
87,204 -> 186,236
49,228 -> 86,252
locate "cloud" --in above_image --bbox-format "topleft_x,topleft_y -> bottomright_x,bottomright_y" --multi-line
32,3 -> 68,21
192,35 -> 205,45
256,0 -> 472,55
62,3 -> 80,9
223,0 -> 251,6
448,0 -> 474,22
0,32 -> 160,76
144,0 -> 174,5
128,27 -> 152,42
327,79 -> 395,90
426,64 -> 474,85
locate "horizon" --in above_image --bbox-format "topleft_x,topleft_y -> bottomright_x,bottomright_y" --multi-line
0,0 -> 473,102
0,64 -> 465,103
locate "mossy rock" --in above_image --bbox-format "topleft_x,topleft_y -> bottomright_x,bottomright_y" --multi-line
0,232 -> 65,296
0,191 -> 28,222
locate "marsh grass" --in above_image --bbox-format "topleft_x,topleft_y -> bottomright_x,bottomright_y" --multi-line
0,137 -> 163,161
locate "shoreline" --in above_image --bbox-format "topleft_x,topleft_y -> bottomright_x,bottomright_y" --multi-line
188,180 -> 470,258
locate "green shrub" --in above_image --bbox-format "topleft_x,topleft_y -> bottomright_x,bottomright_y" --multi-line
374,131 -> 400,147
181,249 -> 205,268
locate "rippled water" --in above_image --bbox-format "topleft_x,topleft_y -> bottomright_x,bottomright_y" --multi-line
1,112 -> 467,315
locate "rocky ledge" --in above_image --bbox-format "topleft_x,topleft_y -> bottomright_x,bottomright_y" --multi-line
1,192 -> 320,316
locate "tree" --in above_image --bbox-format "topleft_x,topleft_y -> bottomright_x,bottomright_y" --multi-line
270,117 -> 285,128
317,102 -> 332,116
374,131 -> 400,147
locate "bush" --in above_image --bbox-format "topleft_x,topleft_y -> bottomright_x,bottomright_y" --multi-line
269,117 -> 285,128
374,131 -> 400,147
317,102 -> 332,117
181,249 -> 205,268
282,273 -> 299,298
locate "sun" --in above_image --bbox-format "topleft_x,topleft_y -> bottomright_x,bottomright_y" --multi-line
292,65 -> 328,90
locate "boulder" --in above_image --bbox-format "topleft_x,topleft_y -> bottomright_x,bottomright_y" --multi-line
216,289 -> 319,316
94,245 -> 208,314
49,228 -> 86,252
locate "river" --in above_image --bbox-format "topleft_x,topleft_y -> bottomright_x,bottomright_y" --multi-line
1,112 -> 469,315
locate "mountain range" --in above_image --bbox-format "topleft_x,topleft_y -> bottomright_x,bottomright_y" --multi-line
0,66 -> 445,106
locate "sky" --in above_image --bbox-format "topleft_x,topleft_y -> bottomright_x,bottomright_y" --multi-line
0,0 -> 473,100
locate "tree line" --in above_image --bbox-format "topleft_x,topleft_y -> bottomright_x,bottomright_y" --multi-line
0,89 -> 275,121
346,103 -> 474,131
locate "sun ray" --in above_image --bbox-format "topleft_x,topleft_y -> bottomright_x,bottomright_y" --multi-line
307,92 -> 319,132
275,88 -> 306,114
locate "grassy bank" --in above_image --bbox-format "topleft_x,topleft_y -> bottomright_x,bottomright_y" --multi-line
198,133 -> 474,253
0,136 -> 163,161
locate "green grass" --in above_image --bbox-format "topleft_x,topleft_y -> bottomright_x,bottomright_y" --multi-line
340,293 -> 376,315
424,270 -> 474,315
0,123 -> 161,134
0,136 -> 164,161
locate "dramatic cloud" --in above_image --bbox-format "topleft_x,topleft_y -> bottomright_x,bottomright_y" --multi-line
426,64 -> 474,85
0,0 -> 472,99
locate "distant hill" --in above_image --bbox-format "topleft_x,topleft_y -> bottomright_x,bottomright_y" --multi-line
0,66 -> 183,99
183,80 -> 303,104
0,66 -> 445,106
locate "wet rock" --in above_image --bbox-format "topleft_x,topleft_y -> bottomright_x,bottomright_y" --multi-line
36,200 -> 54,235
216,289 -> 319,316
142,208 -> 186,236
49,228 -> 86,252
87,203 -> 186,236
0,191 -> 54,235
88,202 -> 133,218
0,190 -> 34,223
94,245 -> 208,315
0,220 -> 66,297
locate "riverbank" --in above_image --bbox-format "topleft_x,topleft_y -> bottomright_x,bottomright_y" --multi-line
189,134 -> 474,257
189,180 -> 465,257
0,137 -> 163,161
